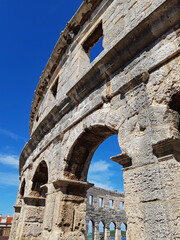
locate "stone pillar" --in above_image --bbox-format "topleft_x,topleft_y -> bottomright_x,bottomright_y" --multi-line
51,179 -> 93,240
41,184 -> 56,240
113,133 -> 180,240
92,222 -> 95,240
85,219 -> 88,240
86,219 -> 94,240
94,222 -> 99,240
104,225 -> 110,240
17,197 -> 45,239
115,227 -> 121,240
9,206 -> 21,240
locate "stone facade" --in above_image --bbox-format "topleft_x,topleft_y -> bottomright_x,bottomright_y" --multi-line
86,187 -> 126,240
10,0 -> 180,239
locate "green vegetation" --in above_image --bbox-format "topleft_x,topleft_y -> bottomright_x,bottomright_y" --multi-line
100,232 -> 104,240
121,230 -> 126,237
110,230 -> 115,237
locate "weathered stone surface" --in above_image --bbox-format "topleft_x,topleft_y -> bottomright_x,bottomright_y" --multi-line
10,0 -> 180,239
86,187 -> 126,240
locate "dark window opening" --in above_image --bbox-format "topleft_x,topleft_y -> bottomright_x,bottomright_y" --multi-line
169,92 -> 180,132
20,179 -> 26,198
83,22 -> 104,63
36,115 -> 39,122
32,161 -> 48,197
51,77 -> 59,98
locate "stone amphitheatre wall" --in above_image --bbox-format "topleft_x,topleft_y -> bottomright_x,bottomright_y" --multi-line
10,0 -> 180,239
86,187 -> 126,240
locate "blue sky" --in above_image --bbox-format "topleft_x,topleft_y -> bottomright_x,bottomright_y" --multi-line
0,0 -> 123,216
88,135 -> 123,192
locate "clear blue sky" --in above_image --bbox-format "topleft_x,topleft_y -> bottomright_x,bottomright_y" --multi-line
0,0 -> 123,216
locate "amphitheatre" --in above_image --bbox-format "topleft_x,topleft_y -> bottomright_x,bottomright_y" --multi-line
10,0 -> 180,239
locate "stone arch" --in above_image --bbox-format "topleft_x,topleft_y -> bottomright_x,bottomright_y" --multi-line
63,124 -> 125,239
31,160 -> 48,197
64,125 -> 117,181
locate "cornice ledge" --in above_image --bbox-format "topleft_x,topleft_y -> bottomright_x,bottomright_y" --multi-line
111,153 -> 132,169
23,196 -> 46,206
153,137 -> 180,162
53,178 -> 94,190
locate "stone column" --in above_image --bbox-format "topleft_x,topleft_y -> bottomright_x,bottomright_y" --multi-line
85,219 -> 89,240
114,112 -> 180,240
92,222 -> 95,240
41,184 -> 56,240
9,206 -> 21,240
104,225 -> 110,240
94,222 -> 99,240
18,196 -> 45,239
115,227 -> 121,240
51,179 -> 93,240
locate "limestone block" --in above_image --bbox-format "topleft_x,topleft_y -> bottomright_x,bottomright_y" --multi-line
24,206 -> 44,223
23,222 -> 42,238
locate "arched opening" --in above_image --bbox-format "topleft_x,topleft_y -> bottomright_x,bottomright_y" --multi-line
121,223 -> 126,240
99,221 -> 104,240
87,134 -> 124,192
110,222 -> 116,239
64,125 -> 117,181
31,161 -> 48,197
64,125 -> 126,239
19,179 -> 26,199
88,220 -> 94,240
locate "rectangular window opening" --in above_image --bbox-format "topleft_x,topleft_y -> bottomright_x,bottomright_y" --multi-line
120,201 -> 124,210
90,36 -> 104,63
51,77 -> 59,98
99,197 -> 103,207
89,195 -> 93,206
109,199 -> 114,209
83,22 -> 104,63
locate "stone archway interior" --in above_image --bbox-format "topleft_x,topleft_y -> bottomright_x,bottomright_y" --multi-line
65,125 -> 117,181
31,161 -> 48,197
